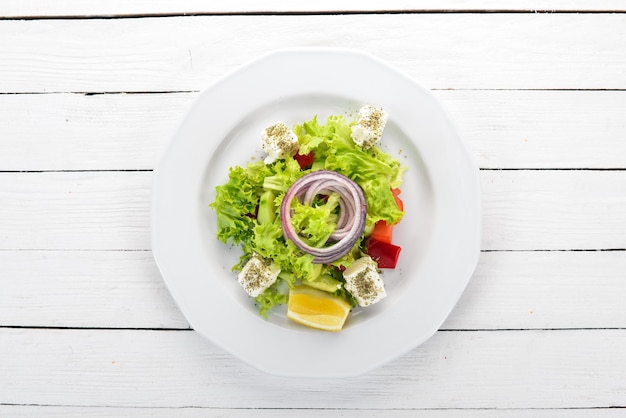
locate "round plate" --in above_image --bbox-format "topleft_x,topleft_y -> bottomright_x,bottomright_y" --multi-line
152,48 -> 481,378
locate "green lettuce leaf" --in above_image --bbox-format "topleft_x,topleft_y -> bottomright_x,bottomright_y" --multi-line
254,281 -> 287,318
262,158 -> 303,193
294,115 -> 355,156
296,115 -> 406,227
289,193 -> 340,248
209,164 -> 265,244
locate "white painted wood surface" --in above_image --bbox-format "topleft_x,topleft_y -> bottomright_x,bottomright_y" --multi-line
1,2 -> 625,416
2,90 -> 626,170
2,251 -> 625,330
2,329 -> 626,409
1,14 -> 625,92
1,171 -> 624,250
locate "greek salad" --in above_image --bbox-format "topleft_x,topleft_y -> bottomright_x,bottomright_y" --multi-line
210,105 -> 406,331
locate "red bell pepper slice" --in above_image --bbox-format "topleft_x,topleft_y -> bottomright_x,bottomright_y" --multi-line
366,238 -> 402,269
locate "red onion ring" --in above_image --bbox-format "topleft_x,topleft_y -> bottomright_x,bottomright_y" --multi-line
280,171 -> 367,264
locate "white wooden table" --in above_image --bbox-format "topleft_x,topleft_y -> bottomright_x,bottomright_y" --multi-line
2,2 -> 625,416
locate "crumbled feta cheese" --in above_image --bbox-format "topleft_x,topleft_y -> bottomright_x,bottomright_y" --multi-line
350,105 -> 388,149
342,256 -> 386,307
261,122 -> 299,164
237,253 -> 281,297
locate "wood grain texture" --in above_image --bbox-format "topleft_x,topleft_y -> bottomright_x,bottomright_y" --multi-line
437,90 -> 626,169
0,171 -> 151,250
443,250 -> 626,330
0,93 -> 192,171
1,14 -> 625,92
2,0 -> 625,17
0,251 -> 188,329
2,90 -> 625,171
481,170 -> 626,250
1,328 -> 624,409
2,251 -> 625,330
0,406 -> 621,417
1,170 -> 624,251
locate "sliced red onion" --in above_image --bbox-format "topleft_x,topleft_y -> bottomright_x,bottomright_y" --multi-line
280,170 -> 367,264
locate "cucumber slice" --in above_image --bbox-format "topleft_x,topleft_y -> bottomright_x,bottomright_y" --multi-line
257,190 -> 276,224
304,274 -> 343,293
310,263 -> 323,281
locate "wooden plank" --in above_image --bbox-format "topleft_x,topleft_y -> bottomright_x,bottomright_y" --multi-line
0,251 -> 188,329
2,90 -> 626,171
0,93 -> 193,171
0,14 -> 625,92
1,170 -> 625,251
2,0 -> 625,17
0,172 -> 152,250
1,251 -> 625,330
481,170 -> 626,250
436,90 -> 626,169
1,328 -> 624,408
443,251 -> 626,330
0,406 -> 620,418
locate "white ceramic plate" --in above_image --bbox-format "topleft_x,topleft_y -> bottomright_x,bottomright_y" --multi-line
152,48 -> 481,378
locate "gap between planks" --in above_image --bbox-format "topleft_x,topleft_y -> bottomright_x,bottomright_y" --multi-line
3,0 -> 626,19
1,326 -> 625,331
3,88 -> 626,95
2,10 -> 626,22
0,405 -> 623,418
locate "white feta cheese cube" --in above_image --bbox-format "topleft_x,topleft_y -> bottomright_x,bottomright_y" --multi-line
350,105 -> 388,149
261,122 -> 299,164
342,256 -> 386,307
237,253 -> 281,297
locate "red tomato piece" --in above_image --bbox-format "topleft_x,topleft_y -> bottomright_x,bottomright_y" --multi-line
294,151 -> 314,170
370,220 -> 394,244
391,188 -> 404,212
366,238 -> 402,269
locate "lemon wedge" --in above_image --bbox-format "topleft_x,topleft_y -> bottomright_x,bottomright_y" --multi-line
287,286 -> 351,332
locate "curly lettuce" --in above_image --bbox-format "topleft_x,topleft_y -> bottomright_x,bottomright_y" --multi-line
210,113 -> 406,317
295,115 -> 406,228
